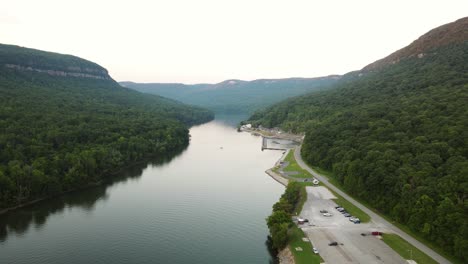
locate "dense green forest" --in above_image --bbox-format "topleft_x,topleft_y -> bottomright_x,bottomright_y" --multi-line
0,44 -> 213,210
248,42 -> 468,261
267,182 -> 302,249
121,76 -> 340,115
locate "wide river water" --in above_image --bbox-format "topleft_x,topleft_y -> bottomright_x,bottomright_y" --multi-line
0,117 -> 285,264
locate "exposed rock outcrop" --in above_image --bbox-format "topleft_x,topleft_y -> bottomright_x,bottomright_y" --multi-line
278,247 -> 295,264
4,63 -> 112,80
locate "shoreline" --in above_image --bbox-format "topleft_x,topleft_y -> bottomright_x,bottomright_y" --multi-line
265,169 -> 289,186
0,148 -> 185,216
265,149 -> 291,187
0,181 -> 104,215
263,148 -> 296,264
241,127 -> 304,142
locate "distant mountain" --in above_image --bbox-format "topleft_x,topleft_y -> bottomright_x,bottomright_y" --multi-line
247,17 -> 468,262
0,43 -> 213,210
121,76 -> 340,115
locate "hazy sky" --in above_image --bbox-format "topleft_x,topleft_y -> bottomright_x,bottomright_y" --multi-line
1,0 -> 467,83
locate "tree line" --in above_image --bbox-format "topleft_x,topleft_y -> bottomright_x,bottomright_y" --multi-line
266,182 -> 302,250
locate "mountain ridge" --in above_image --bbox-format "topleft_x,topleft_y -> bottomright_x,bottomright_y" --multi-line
121,75 -> 341,114
0,44 -> 113,80
363,16 -> 468,71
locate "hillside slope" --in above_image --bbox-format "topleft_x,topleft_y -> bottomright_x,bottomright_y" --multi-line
247,18 -> 468,262
121,76 -> 340,114
0,44 -> 213,210
364,17 -> 468,71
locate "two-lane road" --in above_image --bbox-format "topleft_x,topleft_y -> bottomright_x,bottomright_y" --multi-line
294,146 -> 451,264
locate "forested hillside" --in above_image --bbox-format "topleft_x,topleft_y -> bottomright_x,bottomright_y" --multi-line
0,44 -> 213,210
248,18 -> 468,262
121,76 -> 340,114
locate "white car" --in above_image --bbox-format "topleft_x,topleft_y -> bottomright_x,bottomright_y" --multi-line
323,212 -> 333,217
313,247 -> 319,254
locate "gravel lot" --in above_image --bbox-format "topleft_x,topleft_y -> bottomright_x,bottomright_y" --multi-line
299,186 -> 407,263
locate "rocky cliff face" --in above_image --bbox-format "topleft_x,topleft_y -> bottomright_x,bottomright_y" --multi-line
3,64 -> 112,80
0,43 -> 113,80
363,16 -> 468,71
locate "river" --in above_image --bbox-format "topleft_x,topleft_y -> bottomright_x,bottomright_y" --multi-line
0,117 -> 285,264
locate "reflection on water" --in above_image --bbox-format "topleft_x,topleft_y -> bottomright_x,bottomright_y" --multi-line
0,149 -> 185,243
0,118 -> 284,264
213,113 -> 249,127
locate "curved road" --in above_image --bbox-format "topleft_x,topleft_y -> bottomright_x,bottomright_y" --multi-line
294,146 -> 451,264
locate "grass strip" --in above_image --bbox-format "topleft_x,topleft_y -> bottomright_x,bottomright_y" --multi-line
288,225 -> 323,264
283,151 -> 311,178
382,233 -> 438,264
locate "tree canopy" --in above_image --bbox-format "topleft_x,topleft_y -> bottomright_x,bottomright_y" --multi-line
0,44 -> 213,210
249,43 -> 468,262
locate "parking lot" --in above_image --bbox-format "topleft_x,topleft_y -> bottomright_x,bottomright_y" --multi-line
299,187 -> 407,263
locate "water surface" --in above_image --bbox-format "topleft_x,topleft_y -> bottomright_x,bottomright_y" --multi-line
0,118 -> 284,264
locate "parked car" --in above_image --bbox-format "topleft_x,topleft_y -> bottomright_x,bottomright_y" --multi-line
334,205 -> 341,209
349,217 -> 357,222
328,241 -> 338,246
344,213 -> 351,217
320,210 -> 328,213
313,247 -> 319,254
297,218 -> 306,224
323,213 -> 332,217
336,207 -> 345,212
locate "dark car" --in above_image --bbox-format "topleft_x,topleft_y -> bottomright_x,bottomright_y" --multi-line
344,213 -> 351,217
328,241 -> 338,246
335,206 -> 341,209
320,210 -> 328,213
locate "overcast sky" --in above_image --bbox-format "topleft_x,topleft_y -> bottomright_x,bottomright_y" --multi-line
1,0 -> 467,83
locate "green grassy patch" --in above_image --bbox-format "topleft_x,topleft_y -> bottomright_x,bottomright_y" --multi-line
288,225 -> 323,264
283,150 -> 312,178
382,234 -> 438,264
293,185 -> 308,215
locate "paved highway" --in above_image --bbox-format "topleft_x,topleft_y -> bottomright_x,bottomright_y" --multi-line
294,146 -> 451,264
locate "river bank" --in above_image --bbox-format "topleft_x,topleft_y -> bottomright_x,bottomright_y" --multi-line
265,149 -> 290,186
0,119 -> 284,264
240,126 -> 304,142
0,148 -> 186,216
